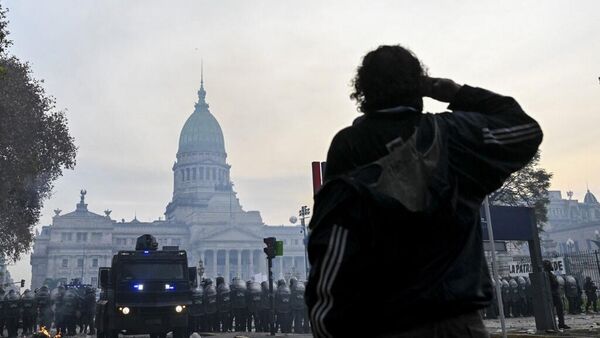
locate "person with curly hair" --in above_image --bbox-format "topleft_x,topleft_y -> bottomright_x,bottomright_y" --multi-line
306,45 -> 543,337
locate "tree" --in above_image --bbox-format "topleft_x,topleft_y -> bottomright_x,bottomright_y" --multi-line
0,4 -> 10,71
0,3 -> 77,261
489,151 -> 552,230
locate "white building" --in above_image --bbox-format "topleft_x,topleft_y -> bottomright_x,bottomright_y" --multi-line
30,79 -> 306,288
1,255 -> 14,288
542,189 -> 600,253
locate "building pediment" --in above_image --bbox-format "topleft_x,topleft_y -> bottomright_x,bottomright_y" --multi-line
200,226 -> 262,242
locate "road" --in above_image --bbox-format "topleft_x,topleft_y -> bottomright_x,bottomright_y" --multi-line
38,313 -> 600,338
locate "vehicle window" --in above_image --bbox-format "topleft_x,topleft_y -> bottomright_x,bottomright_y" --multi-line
120,263 -> 184,280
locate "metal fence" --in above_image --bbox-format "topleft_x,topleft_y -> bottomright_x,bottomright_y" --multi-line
487,249 -> 600,286
558,250 -> 600,285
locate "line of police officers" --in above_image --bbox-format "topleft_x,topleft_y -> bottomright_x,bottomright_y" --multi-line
483,274 -> 599,320
0,283 -> 96,338
1,276 -> 308,337
189,276 -> 310,334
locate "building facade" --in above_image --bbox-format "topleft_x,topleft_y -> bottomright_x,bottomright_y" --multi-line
1,255 -> 14,288
542,189 -> 600,253
30,79 -> 306,288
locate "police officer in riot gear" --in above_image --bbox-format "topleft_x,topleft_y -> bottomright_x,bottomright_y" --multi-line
203,279 -> 218,332
4,290 -> 20,338
189,286 -> 204,334
516,276 -> 528,317
259,281 -> 271,333
79,286 -> 96,334
0,288 -> 5,337
524,276 -> 534,316
500,279 -> 511,317
508,278 -> 520,317
230,278 -> 247,332
216,277 -> 232,332
20,289 -> 36,334
544,260 -> 570,329
289,278 -> 308,333
274,279 -> 291,333
246,280 -> 261,332
484,278 -> 498,319
63,287 -> 80,336
584,276 -> 598,313
36,286 -> 52,330
565,275 -> 580,314
52,285 -> 67,335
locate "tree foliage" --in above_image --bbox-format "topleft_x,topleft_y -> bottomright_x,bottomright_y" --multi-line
0,3 -> 77,261
0,3 -> 11,71
489,151 -> 552,229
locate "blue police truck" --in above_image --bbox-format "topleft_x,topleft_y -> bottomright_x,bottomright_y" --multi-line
96,235 -> 196,338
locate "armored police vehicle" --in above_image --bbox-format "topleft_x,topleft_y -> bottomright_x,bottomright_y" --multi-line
96,234 -> 197,338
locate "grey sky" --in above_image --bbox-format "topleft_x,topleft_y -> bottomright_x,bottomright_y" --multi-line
4,0 -> 600,286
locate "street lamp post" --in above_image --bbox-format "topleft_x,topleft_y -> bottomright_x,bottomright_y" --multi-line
81,243 -> 86,281
566,238 -> 575,253
299,206 -> 311,280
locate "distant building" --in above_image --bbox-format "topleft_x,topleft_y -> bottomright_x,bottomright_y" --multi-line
30,78 -> 306,288
543,189 -> 600,253
1,255 -> 14,288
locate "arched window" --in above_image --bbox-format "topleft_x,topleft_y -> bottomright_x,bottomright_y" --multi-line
199,167 -> 204,180
192,167 -> 197,180
212,168 -> 217,181
186,168 -> 190,181
181,170 -> 185,182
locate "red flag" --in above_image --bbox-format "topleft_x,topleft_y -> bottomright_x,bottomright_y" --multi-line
311,161 -> 322,195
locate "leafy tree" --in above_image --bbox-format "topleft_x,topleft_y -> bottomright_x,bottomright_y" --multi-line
0,4 -> 10,71
489,151 -> 552,230
0,3 -> 77,261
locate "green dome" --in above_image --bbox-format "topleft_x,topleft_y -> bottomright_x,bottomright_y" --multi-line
177,83 -> 225,154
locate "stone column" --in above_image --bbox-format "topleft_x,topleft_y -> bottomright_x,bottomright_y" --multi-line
279,256 -> 284,279
237,250 -> 242,278
212,250 -> 217,278
259,250 -> 267,275
199,250 -> 205,279
249,250 -> 254,277
225,250 -> 230,282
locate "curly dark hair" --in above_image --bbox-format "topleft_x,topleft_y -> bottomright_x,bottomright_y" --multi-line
351,45 -> 428,113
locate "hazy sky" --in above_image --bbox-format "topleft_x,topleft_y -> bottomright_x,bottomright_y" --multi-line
4,0 -> 600,286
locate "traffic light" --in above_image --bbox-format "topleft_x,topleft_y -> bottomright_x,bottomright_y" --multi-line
299,206 -> 311,218
275,241 -> 284,256
263,237 -> 276,259
20,279 -> 25,288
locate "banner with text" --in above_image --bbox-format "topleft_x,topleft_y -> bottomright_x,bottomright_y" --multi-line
508,257 -> 565,277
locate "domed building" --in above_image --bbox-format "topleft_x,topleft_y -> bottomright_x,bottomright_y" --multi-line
543,188 -> 600,254
584,189 -> 599,205
30,78 -> 306,288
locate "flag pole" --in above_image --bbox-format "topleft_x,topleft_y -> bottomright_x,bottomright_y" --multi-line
484,196 -> 507,338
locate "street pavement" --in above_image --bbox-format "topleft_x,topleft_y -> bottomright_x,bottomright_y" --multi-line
485,313 -> 600,337
183,314 -> 600,337
38,314 -> 600,338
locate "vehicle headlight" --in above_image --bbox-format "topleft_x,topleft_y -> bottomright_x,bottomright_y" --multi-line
175,305 -> 183,313
122,307 -> 130,315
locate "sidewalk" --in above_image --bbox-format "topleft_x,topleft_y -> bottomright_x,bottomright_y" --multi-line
180,315 -> 600,338
486,313 -> 600,337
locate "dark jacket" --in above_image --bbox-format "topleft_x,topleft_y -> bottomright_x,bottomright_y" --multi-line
306,86 -> 542,337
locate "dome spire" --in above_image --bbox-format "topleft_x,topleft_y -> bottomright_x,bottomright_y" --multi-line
195,61 -> 209,112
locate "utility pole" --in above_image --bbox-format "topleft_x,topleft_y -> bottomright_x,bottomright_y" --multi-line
81,244 -> 86,281
263,237 -> 277,336
483,196 -> 507,338
299,205 -> 311,279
